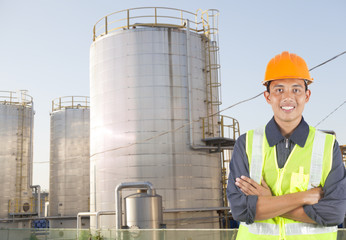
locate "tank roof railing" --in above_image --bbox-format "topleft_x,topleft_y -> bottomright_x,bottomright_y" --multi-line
52,96 -> 90,112
0,90 -> 33,107
93,7 -> 218,41
202,115 -> 240,141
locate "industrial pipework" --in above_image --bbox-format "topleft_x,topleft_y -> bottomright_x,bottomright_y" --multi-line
115,182 -> 162,229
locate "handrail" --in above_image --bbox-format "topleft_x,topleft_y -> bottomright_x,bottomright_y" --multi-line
0,90 -> 33,107
220,115 -> 240,140
92,7 -> 212,41
51,96 -> 90,112
8,197 -> 36,214
202,115 -> 240,140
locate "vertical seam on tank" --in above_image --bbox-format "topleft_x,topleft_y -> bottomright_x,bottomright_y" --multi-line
168,28 -> 177,209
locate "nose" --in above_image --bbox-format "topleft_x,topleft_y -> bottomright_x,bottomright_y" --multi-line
282,91 -> 294,101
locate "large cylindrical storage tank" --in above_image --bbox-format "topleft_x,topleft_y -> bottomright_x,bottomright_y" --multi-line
0,90 -> 34,218
49,96 -> 90,219
90,8 -> 222,228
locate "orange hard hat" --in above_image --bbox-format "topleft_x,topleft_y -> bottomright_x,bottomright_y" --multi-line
263,51 -> 313,85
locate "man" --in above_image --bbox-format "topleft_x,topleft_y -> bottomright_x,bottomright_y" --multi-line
226,51 -> 346,240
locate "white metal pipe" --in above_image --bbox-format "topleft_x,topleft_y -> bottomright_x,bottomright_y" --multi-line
44,202 -> 49,217
186,19 -> 194,148
77,212 -> 96,239
163,206 -> 230,213
30,102 -> 34,187
96,211 -> 116,229
185,19 -> 220,151
76,211 -> 116,238
115,182 -> 156,229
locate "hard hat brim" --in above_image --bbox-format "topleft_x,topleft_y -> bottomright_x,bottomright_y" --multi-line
262,77 -> 313,86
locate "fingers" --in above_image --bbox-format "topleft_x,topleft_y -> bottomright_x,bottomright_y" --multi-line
240,175 -> 261,188
235,176 -> 273,197
235,176 -> 258,196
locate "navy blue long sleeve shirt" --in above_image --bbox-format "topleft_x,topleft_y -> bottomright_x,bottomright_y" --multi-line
226,117 -> 346,226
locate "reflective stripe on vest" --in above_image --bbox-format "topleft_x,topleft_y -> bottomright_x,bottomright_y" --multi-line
243,222 -> 280,235
242,222 -> 337,236
249,126 -> 265,184
285,223 -> 337,235
308,130 -> 326,189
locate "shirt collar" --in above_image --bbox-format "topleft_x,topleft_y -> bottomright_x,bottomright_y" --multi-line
265,117 -> 309,147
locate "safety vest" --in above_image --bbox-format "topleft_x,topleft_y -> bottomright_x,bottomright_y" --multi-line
236,126 -> 337,240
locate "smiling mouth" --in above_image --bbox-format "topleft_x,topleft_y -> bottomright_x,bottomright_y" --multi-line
281,106 -> 295,111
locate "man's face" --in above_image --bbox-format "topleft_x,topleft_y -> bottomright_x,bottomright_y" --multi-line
264,78 -> 311,126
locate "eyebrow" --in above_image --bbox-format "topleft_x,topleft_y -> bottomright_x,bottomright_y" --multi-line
272,84 -> 304,88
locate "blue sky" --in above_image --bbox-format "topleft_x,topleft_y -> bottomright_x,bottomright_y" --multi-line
1,0 -> 345,190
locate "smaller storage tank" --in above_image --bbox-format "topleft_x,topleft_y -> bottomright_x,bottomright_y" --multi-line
0,90 -> 34,218
116,182 -> 163,230
49,96 -> 90,218
125,191 -> 163,229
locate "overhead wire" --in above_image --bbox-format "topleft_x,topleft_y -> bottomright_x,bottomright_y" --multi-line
309,51 -> 346,72
314,100 -> 346,127
308,51 -> 346,127
35,50 -> 346,162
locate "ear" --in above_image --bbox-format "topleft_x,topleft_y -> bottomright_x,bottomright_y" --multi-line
264,91 -> 271,104
305,89 -> 311,103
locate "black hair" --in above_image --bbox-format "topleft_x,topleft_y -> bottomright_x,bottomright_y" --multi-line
266,80 -> 308,93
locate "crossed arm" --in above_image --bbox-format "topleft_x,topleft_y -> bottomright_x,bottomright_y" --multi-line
235,176 -> 323,223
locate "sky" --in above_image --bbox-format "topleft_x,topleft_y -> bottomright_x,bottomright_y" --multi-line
0,0 -> 345,191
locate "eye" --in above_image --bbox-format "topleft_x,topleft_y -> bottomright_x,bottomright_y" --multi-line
276,88 -> 283,93
293,88 -> 300,93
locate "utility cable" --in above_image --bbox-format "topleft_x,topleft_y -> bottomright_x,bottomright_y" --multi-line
309,51 -> 346,127
35,50 -> 346,161
314,100 -> 346,127
309,51 -> 346,71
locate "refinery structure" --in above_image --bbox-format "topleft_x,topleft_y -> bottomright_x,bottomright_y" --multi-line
0,6 -> 345,240
0,8 -> 240,232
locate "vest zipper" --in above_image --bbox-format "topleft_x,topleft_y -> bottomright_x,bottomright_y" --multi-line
277,168 -> 286,239
285,138 -> 289,148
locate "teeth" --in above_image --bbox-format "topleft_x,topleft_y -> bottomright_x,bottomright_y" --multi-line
282,106 -> 294,110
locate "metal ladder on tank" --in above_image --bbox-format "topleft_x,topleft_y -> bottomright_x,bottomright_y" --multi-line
201,10 -> 222,138
15,104 -> 25,212
200,11 -> 242,227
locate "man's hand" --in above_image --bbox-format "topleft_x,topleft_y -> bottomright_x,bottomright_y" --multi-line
235,176 -> 272,196
302,187 -> 324,205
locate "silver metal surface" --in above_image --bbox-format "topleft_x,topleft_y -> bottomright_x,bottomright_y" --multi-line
0,91 -> 34,218
125,193 -> 163,229
163,207 -> 230,213
49,99 -> 90,217
90,27 -> 222,228
115,182 -> 157,229
45,202 -> 49,217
